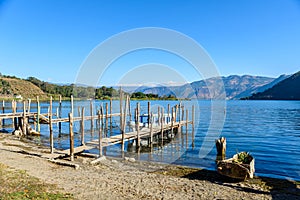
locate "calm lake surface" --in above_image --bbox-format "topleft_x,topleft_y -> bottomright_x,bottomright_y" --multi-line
3,100 -> 300,181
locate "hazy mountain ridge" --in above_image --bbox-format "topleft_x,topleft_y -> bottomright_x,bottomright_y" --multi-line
131,75 -> 286,99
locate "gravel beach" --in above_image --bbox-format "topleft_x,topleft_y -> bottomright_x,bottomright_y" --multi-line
0,133 -> 299,200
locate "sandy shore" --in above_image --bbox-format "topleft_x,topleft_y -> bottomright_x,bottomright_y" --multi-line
0,133 -> 299,200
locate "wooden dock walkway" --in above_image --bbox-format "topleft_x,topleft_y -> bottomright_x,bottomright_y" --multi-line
0,94 -> 195,163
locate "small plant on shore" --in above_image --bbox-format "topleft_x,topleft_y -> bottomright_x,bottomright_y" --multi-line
233,151 -> 252,164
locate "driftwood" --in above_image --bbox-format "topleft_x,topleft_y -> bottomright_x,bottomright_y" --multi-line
215,137 -> 226,160
217,152 -> 255,180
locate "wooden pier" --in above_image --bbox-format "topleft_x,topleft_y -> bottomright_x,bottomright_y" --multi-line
0,94 -> 195,163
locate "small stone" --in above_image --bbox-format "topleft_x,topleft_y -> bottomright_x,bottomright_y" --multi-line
112,160 -> 118,164
128,158 -> 136,162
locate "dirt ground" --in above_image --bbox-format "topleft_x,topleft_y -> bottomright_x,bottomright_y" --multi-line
0,133 -> 299,200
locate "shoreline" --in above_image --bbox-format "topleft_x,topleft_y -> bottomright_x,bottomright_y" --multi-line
0,132 -> 299,199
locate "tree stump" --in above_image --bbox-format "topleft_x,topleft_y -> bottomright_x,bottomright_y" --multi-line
215,137 -> 226,160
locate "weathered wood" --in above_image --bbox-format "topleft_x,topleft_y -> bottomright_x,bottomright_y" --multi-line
119,87 -> 123,131
98,111 -> 103,157
186,109 -> 188,135
71,95 -> 74,114
215,137 -> 226,160
217,152 -> 255,180
121,96 -> 129,151
36,96 -> 40,132
1,100 -> 5,126
69,113 -> 74,161
27,98 -> 31,114
48,159 -> 80,169
150,112 -> 153,144
90,100 -> 94,131
148,101 -> 150,127
105,102 -> 108,131
22,101 -> 26,135
49,96 -> 54,153
58,95 -> 62,133
81,107 -> 85,146
136,103 -> 140,147
161,107 -> 164,144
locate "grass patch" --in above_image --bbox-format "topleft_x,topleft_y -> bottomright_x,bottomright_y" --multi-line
0,163 -> 73,200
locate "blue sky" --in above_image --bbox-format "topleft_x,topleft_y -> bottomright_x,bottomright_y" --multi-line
0,0 -> 299,86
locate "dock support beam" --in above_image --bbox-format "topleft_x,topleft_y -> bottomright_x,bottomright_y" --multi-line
49,96 -> 54,153
69,113 -> 74,161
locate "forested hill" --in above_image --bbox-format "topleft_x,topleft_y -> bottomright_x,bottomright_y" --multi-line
247,71 -> 300,100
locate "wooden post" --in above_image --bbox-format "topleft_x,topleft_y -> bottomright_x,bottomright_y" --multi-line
11,100 -> 15,127
150,112 -> 153,144
69,113 -> 74,161
119,87 -> 123,131
13,100 -> 18,130
98,111 -> 103,157
90,100 -> 94,131
59,95 -> 62,133
100,105 -> 104,134
192,105 -> 195,133
136,102 -> 140,148
167,104 -> 170,124
36,96 -> 40,132
161,107 -> 164,145
49,96 -> 54,153
186,109 -> 188,135
78,106 -> 82,133
22,101 -> 26,135
175,105 -> 178,122
158,106 -> 160,126
148,101 -> 150,127
128,96 -> 132,121
81,107 -> 85,146
110,98 -> 113,135
216,137 -> 226,160
71,95 -> 74,114
171,107 -> 174,134
121,96 -> 128,151
27,98 -> 31,114
105,102 -> 108,131
1,100 -> 4,126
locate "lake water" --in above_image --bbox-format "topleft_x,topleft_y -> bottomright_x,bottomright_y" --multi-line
2,100 -> 300,181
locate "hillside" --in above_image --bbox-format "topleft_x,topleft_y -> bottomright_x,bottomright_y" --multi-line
247,71 -> 300,100
135,75 -> 277,100
0,76 -> 46,99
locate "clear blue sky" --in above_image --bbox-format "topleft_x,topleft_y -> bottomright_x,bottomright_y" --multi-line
0,0 -> 299,86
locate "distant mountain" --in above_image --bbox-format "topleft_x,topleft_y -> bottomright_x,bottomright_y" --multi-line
134,75 -> 279,99
234,74 -> 290,99
247,71 -> 300,100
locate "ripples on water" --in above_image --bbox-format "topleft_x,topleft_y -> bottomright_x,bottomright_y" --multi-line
3,100 -> 300,181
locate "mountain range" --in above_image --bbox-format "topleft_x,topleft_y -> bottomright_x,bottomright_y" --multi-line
122,74 -> 290,100
1,71 -> 299,100
247,71 -> 300,100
